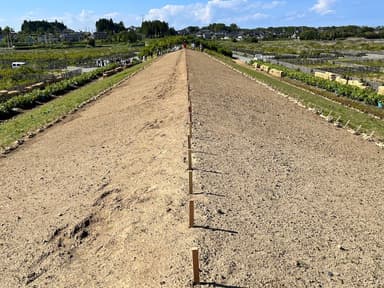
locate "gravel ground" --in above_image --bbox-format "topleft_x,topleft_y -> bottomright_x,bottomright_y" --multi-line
187,49 -> 384,287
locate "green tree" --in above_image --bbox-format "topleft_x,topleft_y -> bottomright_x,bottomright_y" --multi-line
299,29 -> 319,40
96,18 -> 126,34
3,26 -> 14,47
87,37 -> 96,47
21,20 -> 67,34
229,23 -> 239,32
141,20 -> 173,38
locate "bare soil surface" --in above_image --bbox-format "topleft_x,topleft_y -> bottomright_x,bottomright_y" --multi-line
187,50 -> 384,287
1,49 -> 384,288
0,50 -> 194,287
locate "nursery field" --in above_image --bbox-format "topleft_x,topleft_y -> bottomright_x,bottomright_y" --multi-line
0,49 -> 384,287
222,38 -> 384,85
0,45 -> 138,91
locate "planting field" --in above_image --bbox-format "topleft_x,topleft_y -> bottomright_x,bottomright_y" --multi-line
187,50 -> 384,287
1,49 -> 384,287
0,50 -> 194,287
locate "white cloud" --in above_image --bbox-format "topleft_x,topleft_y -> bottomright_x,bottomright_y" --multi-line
261,1 -> 286,9
232,12 -> 269,22
310,0 -> 336,15
285,11 -> 307,21
145,0 -> 283,28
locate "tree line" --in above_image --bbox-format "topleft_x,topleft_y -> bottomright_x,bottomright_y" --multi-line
181,24 -> 384,41
2,19 -> 384,48
21,20 -> 67,34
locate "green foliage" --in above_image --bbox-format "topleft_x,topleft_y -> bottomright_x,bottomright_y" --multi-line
96,18 -> 125,34
141,20 -> 176,38
0,66 -> 49,91
0,64 -> 122,119
139,36 -> 187,57
202,23 -> 239,33
252,60 -> 384,106
0,45 -> 137,70
21,20 -> 67,34
196,39 -> 233,57
299,29 -> 320,40
87,38 -> 96,47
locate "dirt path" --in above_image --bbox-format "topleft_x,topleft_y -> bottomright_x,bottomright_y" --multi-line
187,50 -> 384,287
0,50 -> 194,287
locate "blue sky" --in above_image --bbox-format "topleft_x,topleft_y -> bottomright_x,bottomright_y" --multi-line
1,0 -> 383,31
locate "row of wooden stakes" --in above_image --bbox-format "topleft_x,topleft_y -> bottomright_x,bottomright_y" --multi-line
187,97 -> 200,285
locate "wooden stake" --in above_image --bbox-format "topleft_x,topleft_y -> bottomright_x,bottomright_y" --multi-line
343,120 -> 350,129
189,170 -> 193,194
189,200 -> 195,228
188,148 -> 192,170
192,248 -> 200,284
188,135 -> 191,149
370,131 -> 375,138
189,122 -> 192,137
188,101 -> 193,124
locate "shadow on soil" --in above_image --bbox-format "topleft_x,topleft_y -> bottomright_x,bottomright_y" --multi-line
193,150 -> 218,156
193,192 -> 226,197
194,168 -> 227,175
199,282 -> 245,288
194,225 -> 238,235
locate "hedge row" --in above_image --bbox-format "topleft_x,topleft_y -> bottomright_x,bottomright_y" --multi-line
252,60 -> 384,106
0,64 -> 119,120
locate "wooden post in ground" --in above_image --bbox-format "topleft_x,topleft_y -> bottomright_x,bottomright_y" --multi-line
188,135 -> 191,149
188,149 -> 192,170
189,200 -> 195,228
192,248 -> 200,284
189,170 -> 193,194
355,125 -> 362,134
188,101 -> 193,124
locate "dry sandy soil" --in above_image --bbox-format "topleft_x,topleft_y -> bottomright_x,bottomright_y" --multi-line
1,49 -> 384,288
0,50 -> 194,287
187,50 -> 384,287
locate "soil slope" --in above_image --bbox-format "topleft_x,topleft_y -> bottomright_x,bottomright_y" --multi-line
187,50 -> 384,287
0,50 -> 194,287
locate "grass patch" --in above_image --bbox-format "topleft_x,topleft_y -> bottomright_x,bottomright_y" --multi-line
0,62 -> 147,148
208,50 -> 384,141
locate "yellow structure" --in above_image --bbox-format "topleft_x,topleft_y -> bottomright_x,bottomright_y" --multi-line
377,86 -> 384,95
335,77 -> 348,85
348,80 -> 367,89
269,68 -> 284,78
